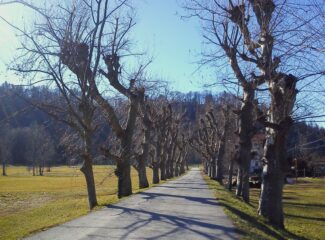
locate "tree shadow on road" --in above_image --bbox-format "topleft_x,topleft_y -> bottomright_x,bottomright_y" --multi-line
168,181 -> 207,185
139,192 -> 219,207
103,204 -> 243,240
155,185 -> 208,190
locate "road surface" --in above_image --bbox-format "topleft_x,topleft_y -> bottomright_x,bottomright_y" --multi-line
25,168 -> 240,240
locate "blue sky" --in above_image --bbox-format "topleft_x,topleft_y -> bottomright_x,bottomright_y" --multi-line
132,0 -> 216,92
0,0 -> 218,93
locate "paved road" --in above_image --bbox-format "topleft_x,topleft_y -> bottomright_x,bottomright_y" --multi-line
26,168 -> 240,240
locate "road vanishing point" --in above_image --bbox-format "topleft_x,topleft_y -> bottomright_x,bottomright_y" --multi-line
26,168 -> 240,240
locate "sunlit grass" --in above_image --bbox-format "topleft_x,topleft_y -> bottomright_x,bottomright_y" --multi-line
204,175 -> 325,240
0,165 -> 153,240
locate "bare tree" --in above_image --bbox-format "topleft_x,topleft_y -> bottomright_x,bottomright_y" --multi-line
0,126 -> 13,176
185,0 -> 325,227
131,96 -> 153,189
2,0 -> 154,200
190,111 -> 220,179
184,0 -> 263,203
25,124 -> 54,176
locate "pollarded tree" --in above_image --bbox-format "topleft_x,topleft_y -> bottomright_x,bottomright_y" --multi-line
184,0 -> 262,203
1,0 -> 149,202
129,96 -> 158,189
0,2 -> 101,208
185,0 -> 325,227
149,102 -> 172,184
190,111 -> 220,179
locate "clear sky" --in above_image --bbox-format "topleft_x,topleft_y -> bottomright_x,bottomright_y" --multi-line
0,0 -> 218,93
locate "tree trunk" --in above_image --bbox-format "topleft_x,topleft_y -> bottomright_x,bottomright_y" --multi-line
258,74 -> 297,228
160,139 -> 169,180
204,161 -> 208,174
170,160 -> 174,178
116,160 -> 132,198
160,161 -> 166,180
179,155 -> 186,175
258,129 -> 287,227
165,155 -> 171,178
237,85 -> 255,202
216,139 -> 226,183
242,161 -> 250,203
152,162 -> 160,184
39,165 -> 43,176
208,164 -> 212,178
175,153 -> 180,177
137,117 -> 150,189
175,164 -> 179,176
236,167 -> 243,196
80,159 -> 98,208
32,164 -> 35,176
137,160 -> 149,189
2,159 -> 6,176
228,157 -> 234,191
80,133 -> 98,209
116,93 -> 141,198
211,158 -> 216,179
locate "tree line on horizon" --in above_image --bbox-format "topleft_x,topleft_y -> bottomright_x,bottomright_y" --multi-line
1,82 -> 324,177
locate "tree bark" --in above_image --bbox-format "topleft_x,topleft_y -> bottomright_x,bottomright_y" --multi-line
169,142 -> 177,178
152,138 -> 161,184
80,133 -> 97,209
228,157 -> 234,191
179,152 -> 186,175
32,163 -> 35,176
116,136 -> 133,198
160,161 -> 166,180
2,159 -> 6,176
258,74 -> 297,228
208,163 -> 212,178
211,158 -> 216,179
116,160 -> 132,198
152,162 -> 160,184
237,85 -> 255,202
136,110 -> 150,189
170,160 -> 174,178
241,160 -> 250,203
137,159 -> 149,189
236,167 -> 243,196
204,161 -> 208,174
175,152 -> 180,177
216,140 -> 225,183
116,93 -> 142,198
80,159 -> 97,208
165,154 -> 171,178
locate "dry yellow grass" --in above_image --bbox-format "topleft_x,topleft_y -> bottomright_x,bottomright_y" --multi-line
0,165 -> 153,240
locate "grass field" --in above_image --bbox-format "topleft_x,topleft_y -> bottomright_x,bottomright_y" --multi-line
205,175 -> 325,240
0,165 -> 153,240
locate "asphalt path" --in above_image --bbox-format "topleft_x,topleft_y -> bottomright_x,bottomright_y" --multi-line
25,168 -> 240,240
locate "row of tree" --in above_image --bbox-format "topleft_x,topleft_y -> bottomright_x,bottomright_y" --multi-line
1,0 -> 324,230
184,0 -> 325,229
0,0 -> 194,209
